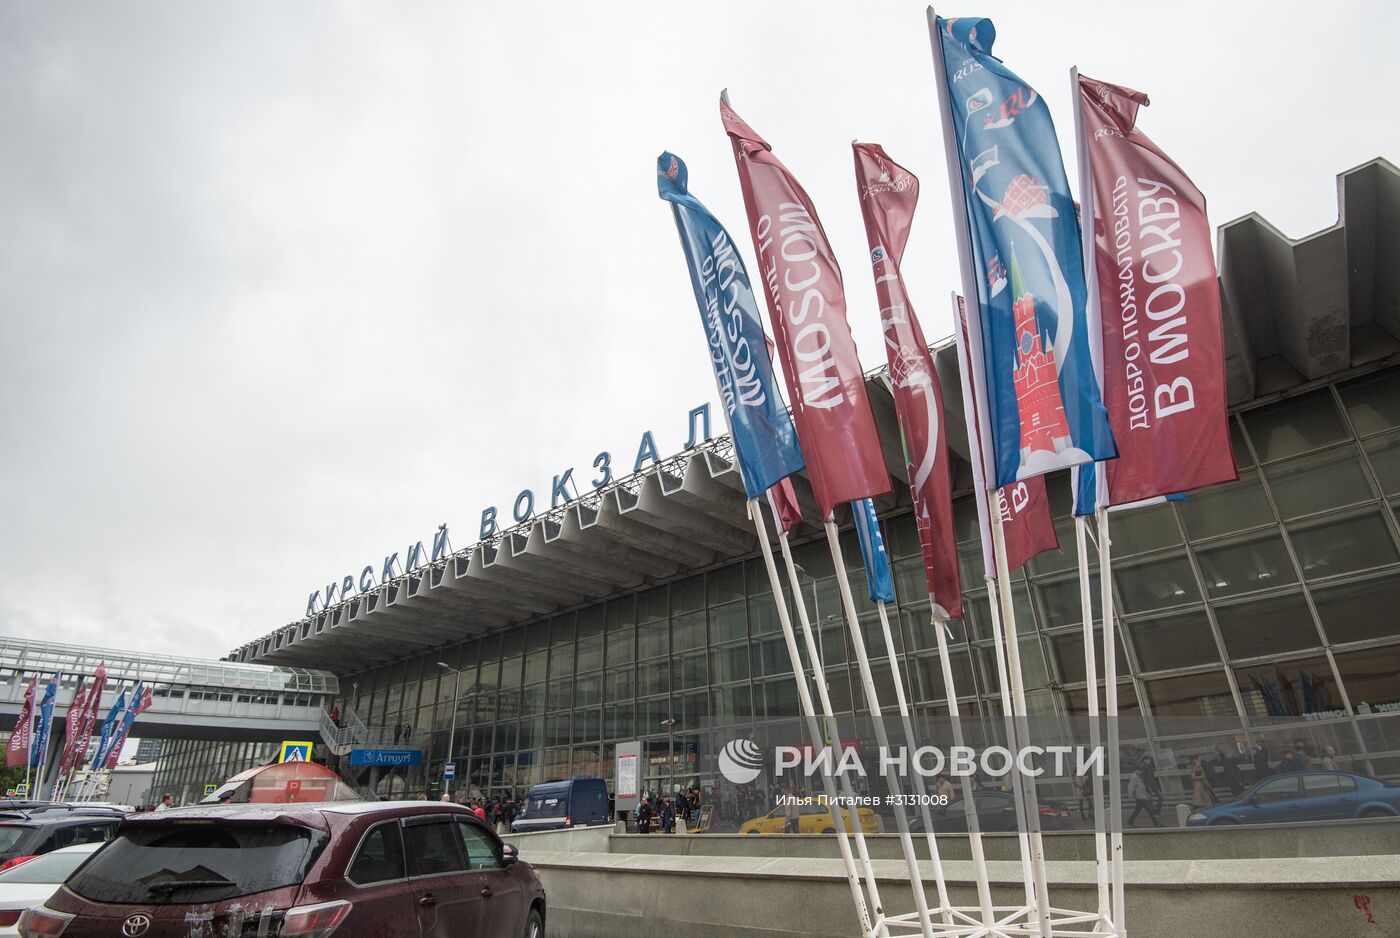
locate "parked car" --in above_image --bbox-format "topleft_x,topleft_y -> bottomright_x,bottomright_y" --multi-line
1187,771 -> 1400,826
0,843 -> 103,935
738,802 -> 880,835
18,800 -> 546,938
0,814 -> 119,868
511,779 -> 609,833
0,804 -> 124,819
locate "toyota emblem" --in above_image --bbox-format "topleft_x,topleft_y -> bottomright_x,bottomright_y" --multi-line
122,913 -> 152,937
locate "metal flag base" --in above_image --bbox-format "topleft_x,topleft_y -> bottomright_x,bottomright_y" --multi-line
878,906 -> 1116,938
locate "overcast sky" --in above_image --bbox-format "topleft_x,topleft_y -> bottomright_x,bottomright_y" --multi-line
2,1 -> 1395,664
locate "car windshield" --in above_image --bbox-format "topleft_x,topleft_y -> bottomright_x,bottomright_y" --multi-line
0,826 -> 31,852
0,849 -> 93,884
68,823 -> 322,905
525,795 -> 567,818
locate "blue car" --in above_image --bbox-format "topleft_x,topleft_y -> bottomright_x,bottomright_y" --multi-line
1187,771 -> 1400,826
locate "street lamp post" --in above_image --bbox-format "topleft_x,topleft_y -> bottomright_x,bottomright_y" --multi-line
437,662 -> 461,799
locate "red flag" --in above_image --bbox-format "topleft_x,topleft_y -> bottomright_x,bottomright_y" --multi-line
67,664 -> 106,776
954,298 -> 1059,577
6,676 -> 34,769
852,143 -> 962,620
57,679 -> 89,776
721,94 -> 890,518
766,477 -> 803,534
1077,75 -> 1236,504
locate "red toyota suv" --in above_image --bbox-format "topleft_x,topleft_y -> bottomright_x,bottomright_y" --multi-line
18,800 -> 546,938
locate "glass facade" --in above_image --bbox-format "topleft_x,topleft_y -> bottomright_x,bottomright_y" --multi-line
177,364 -> 1400,811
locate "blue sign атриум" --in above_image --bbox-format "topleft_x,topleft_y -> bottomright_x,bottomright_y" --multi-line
348,749 -> 424,767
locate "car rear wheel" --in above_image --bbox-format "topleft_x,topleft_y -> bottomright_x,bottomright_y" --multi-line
1209,818 -> 1242,826
524,906 -> 544,938
1359,809 -> 1392,819
821,828 -> 835,834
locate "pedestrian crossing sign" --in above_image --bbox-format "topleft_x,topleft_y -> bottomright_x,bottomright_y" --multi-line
279,741 -> 314,764
203,784 -> 217,796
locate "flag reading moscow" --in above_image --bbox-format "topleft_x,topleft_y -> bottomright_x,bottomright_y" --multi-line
933,16 -> 1116,487
721,95 -> 891,518
852,143 -> 962,619
1078,75 -> 1236,504
6,676 -> 33,768
658,152 -> 805,498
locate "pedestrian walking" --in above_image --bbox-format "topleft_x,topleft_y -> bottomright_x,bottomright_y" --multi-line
661,796 -> 677,834
935,773 -> 955,815
1190,756 -> 1217,809
1251,743 -> 1270,781
1126,768 -> 1158,828
783,787 -> 801,834
1073,773 -> 1092,820
1322,745 -> 1340,771
637,797 -> 653,834
1216,748 -> 1244,797
1139,756 -> 1164,815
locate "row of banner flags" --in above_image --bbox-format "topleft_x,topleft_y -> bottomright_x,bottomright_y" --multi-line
6,667 -> 153,789
659,9 -> 1236,618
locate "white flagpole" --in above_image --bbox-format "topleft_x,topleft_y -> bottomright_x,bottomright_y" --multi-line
1098,510 -> 1125,935
986,495 -> 1054,938
749,499 -> 881,938
873,598 -> 953,925
1070,63 -> 1115,935
1075,518 -> 1112,924
929,604 -> 997,925
930,11 -> 1081,932
825,519 -> 936,938
982,574 -> 1036,910
774,527 -> 892,935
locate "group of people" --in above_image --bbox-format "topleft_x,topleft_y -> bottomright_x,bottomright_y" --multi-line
437,791 -> 518,832
635,785 -> 703,834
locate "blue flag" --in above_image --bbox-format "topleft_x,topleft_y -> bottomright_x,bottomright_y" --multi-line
657,151 -> 805,498
31,673 -> 58,770
852,499 -> 896,604
91,684 -> 127,771
1074,461 -> 1185,516
933,16 -> 1116,487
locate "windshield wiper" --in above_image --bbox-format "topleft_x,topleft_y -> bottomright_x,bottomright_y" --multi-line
146,878 -> 234,896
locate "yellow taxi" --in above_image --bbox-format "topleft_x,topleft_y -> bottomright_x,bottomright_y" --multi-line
738,799 -> 881,834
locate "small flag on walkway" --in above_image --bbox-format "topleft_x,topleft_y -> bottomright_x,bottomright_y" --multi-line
6,676 -> 34,769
